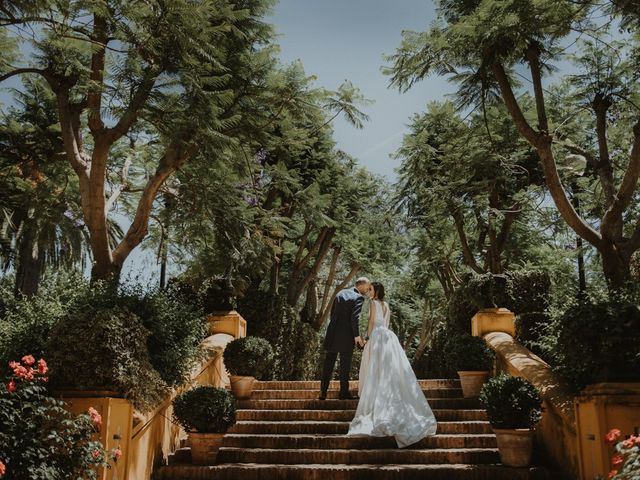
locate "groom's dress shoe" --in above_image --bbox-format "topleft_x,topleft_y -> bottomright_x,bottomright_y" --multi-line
318,392 -> 327,400
339,393 -> 359,400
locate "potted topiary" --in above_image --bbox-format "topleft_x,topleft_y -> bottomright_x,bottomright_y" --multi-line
448,334 -> 495,397
172,386 -> 236,465
223,336 -> 274,399
479,374 -> 543,467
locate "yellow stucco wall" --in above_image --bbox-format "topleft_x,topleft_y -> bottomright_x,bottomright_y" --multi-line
60,313 -> 245,480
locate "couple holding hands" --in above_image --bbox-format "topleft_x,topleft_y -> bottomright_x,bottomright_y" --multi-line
320,277 -> 437,448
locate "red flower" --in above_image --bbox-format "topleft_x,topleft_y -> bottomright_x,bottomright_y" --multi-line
612,453 -> 625,467
21,355 -> 35,366
37,359 -> 48,375
13,365 -> 28,379
88,407 -> 102,430
605,429 -> 622,444
91,449 -> 102,460
6,381 -> 16,393
608,469 -> 618,479
8,361 -> 19,370
0,460 -> 5,476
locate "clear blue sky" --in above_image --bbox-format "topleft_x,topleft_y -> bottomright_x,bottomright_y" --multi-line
267,0 -> 454,180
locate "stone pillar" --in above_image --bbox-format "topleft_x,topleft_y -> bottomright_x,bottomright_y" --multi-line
575,383 -> 640,480
471,308 -> 515,337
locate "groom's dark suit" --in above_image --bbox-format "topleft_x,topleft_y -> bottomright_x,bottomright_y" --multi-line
320,287 -> 365,397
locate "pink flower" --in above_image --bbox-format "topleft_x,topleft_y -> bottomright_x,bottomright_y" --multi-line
21,355 -> 35,366
8,361 -> 19,370
6,381 -> 16,393
91,449 -> 102,460
113,448 -> 122,461
88,407 -> 102,430
605,429 -> 622,444
612,454 -> 625,467
622,437 -> 636,449
608,469 -> 618,479
0,460 -> 5,476
37,359 -> 48,375
13,365 -> 28,379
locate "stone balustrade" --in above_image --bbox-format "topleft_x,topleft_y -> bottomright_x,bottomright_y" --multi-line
473,308 -> 640,480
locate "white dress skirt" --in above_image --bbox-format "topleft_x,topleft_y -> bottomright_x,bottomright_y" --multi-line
347,300 -> 437,447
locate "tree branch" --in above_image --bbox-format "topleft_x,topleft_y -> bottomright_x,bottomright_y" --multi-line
0,67 -> 47,83
491,61 -> 540,146
451,208 -> 485,274
112,141 -> 196,265
525,43 -> 549,133
602,120 -> 640,242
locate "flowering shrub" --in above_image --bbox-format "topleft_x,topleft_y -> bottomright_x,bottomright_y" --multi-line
603,428 -> 640,479
0,356 -> 107,480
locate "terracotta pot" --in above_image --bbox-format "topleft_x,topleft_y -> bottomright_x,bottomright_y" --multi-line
188,432 -> 225,465
493,428 -> 534,467
457,371 -> 490,398
229,375 -> 255,399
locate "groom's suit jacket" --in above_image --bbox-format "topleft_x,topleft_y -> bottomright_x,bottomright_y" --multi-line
323,287 -> 364,352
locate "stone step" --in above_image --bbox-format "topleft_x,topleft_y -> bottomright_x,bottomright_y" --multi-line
253,379 -> 460,390
228,420 -> 493,435
250,387 -> 463,399
237,398 -> 480,410
222,433 -> 497,449
216,447 -> 500,465
154,463 -> 549,480
236,409 -> 488,422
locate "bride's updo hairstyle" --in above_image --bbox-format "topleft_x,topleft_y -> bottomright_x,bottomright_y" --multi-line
372,282 -> 385,301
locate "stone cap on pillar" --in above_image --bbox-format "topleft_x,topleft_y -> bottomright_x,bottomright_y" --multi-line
471,308 -> 515,337
207,311 -> 247,338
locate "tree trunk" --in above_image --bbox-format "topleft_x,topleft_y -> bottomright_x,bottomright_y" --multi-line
14,221 -> 44,297
600,243 -> 631,290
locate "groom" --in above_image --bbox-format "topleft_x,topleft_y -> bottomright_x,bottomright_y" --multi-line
319,277 -> 370,400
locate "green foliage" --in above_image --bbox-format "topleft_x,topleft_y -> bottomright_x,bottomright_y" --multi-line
506,270 -> 551,314
542,291 -> 640,393
0,272 -> 88,369
47,305 -> 168,411
223,336 -> 274,379
479,374 -> 543,429
172,386 -> 236,434
238,293 -> 321,380
412,321 -> 458,379
515,312 -> 550,356
466,274 -> 510,310
447,334 -> 494,372
0,357 -> 106,480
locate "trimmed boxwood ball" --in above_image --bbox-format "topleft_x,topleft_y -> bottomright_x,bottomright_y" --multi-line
447,334 -> 495,372
223,336 -> 274,379
172,386 -> 236,433
479,374 -> 543,429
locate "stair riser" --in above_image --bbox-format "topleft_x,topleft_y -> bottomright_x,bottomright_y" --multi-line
250,388 -> 464,399
237,398 -> 480,410
154,465 -> 546,480
236,409 -> 488,422
228,421 -> 493,435
222,435 -> 497,449
216,448 -> 500,465
254,380 -> 460,390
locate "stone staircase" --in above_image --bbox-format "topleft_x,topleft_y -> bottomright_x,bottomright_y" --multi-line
154,379 -> 550,480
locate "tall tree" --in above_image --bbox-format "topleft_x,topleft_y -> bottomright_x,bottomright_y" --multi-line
0,0 -> 275,281
387,0 -> 640,289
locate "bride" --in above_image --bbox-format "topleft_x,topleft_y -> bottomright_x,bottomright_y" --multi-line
347,282 -> 437,447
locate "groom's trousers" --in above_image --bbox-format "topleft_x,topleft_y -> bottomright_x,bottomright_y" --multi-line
320,349 -> 353,395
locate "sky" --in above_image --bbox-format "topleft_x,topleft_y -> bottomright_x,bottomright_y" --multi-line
266,0 -> 454,181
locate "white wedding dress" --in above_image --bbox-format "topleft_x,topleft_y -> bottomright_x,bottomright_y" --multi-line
347,299 -> 437,447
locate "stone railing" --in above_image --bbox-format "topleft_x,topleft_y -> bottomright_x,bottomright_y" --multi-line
472,308 -> 640,480
61,311 -> 246,480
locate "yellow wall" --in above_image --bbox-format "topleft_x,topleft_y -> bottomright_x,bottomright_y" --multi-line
60,313 -> 245,480
477,310 -> 640,480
